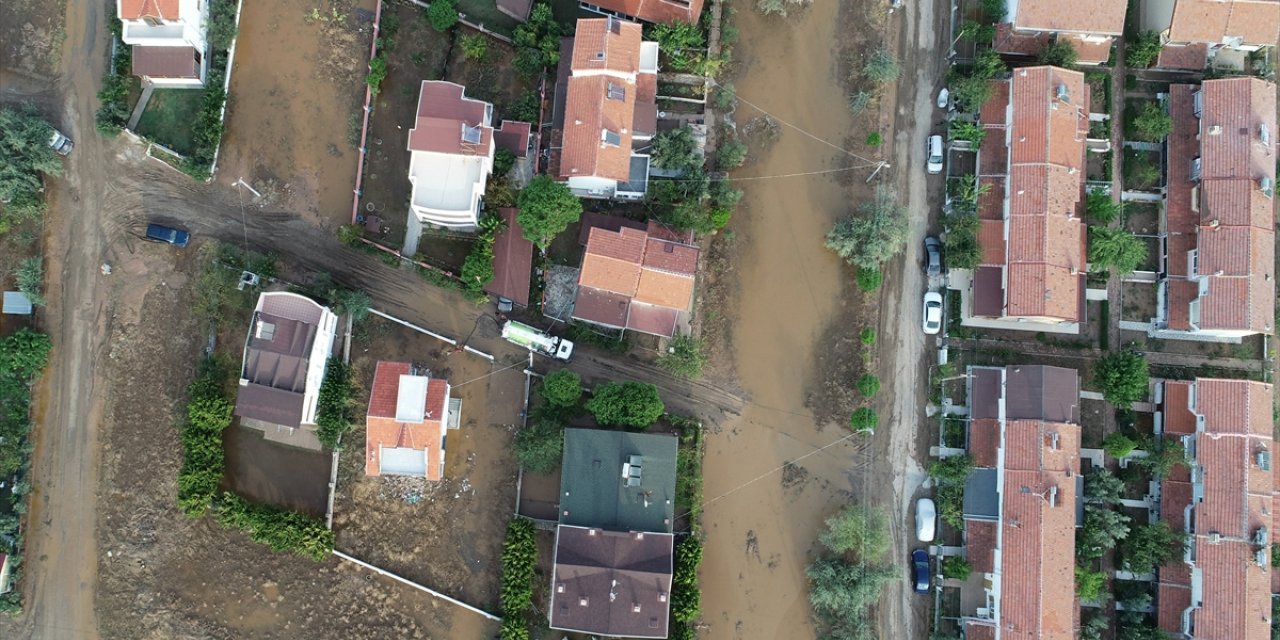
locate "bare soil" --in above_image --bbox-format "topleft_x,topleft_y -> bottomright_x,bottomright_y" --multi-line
0,0 -> 65,79
217,0 -> 374,230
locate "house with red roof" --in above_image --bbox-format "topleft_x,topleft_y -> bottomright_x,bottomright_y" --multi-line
1153,77 -> 1275,341
549,18 -> 659,201
484,208 -> 535,307
952,66 -> 1089,335
960,365 -> 1082,640
1146,0 -> 1279,70
407,81 -> 531,231
1154,377 -> 1274,640
364,361 -> 458,480
992,0 -> 1126,64
117,0 -> 210,87
580,0 -> 704,24
572,220 -> 698,338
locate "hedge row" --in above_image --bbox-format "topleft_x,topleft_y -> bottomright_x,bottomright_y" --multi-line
499,518 -> 538,640
177,359 -> 234,517
671,536 -> 703,623
315,360 -> 355,449
213,492 -> 334,562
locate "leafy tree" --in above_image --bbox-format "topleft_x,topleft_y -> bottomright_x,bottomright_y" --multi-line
972,48 -> 1006,80
1037,40 -> 1079,67
1077,504 -> 1132,560
460,243 -> 495,296
1075,566 -> 1109,601
15,257 -> 44,306
517,175 -> 582,250
859,328 -> 876,346
513,418 -> 564,473
1127,31 -> 1162,68
460,33 -> 488,61
948,121 -> 985,146
718,139 -> 748,169
207,0 -> 239,50
806,558 -> 898,618
942,556 -> 972,580
856,374 -> 880,398
980,0 -> 1004,20
315,360 -> 356,449
951,74 -> 994,113
713,82 -> 737,111
1118,522 -> 1187,574
863,49 -> 900,83
213,492 -> 334,560
508,89 -> 541,124
494,148 -> 517,177
1090,227 -> 1148,275
818,505 -> 890,559
671,536 -> 703,623
586,381 -> 664,428
651,126 -> 701,173
856,267 -> 882,292
929,454 -> 974,486
658,335 -> 707,379
330,288 -> 371,322
1080,611 -> 1111,640
650,21 -> 705,72
865,131 -> 882,147
499,517 -> 538,637
426,0 -> 459,32
1132,437 -> 1188,480
512,3 -> 561,78
849,407 -> 878,433
0,106 -> 60,205
1131,102 -> 1173,141
1084,467 -> 1124,505
825,186 -> 909,271
1103,432 -> 1138,460
540,369 -> 582,408
950,175 -> 989,213
1094,350 -> 1149,406
1085,189 -> 1123,224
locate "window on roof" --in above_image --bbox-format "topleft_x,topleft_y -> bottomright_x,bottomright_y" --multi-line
143,15 -> 162,26
607,16 -> 621,34
462,124 -> 482,144
607,82 -> 625,101
602,129 -> 621,146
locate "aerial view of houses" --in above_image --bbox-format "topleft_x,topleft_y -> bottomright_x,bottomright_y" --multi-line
2,0 -> 1280,638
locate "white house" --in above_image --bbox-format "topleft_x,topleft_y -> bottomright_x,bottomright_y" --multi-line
118,0 -> 209,87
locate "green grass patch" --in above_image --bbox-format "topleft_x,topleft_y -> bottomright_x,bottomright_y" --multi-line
134,89 -> 208,156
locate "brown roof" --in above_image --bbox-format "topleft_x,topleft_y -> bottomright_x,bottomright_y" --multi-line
968,367 -> 1003,420
992,22 -> 1053,57
966,520 -> 998,573
493,121 -> 532,157
549,526 -> 674,639
485,209 -> 534,306
584,0 -> 705,24
1156,43 -> 1210,70
234,384 -> 305,428
625,303 -> 679,337
969,418 -> 1001,468
1003,365 -> 1081,423
131,46 -> 199,79
574,225 -> 697,337
365,362 -> 448,479
1011,0 -> 1126,35
972,266 -> 1006,317
1059,34 -> 1113,64
1158,583 -> 1193,634
120,0 -> 180,20
234,292 -> 330,429
964,622 -> 997,640
1169,0 -> 1280,47
577,212 -> 647,245
407,81 -> 493,157
570,18 -> 644,73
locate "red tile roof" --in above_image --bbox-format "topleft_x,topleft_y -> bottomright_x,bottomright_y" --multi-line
966,520 -> 998,574
131,46 -> 199,79
584,0 -> 704,24
969,418 -> 1001,468
493,120 -> 532,158
1169,0 -> 1280,48
1158,583 -> 1192,634
1011,0 -> 1126,35
1156,43 -> 1210,70
120,0 -> 180,21
485,208 -> 534,306
574,225 -> 697,337
407,81 -> 493,157
365,361 -> 449,480
992,22 -> 1053,57
1060,34 -> 1113,65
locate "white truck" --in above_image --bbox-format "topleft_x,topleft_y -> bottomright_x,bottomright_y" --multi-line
501,320 -> 574,361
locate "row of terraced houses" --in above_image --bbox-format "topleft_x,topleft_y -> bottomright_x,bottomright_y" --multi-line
940,1 -> 1280,639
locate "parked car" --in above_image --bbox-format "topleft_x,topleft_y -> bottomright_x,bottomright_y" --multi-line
145,223 -> 191,248
916,498 -> 937,543
936,88 -> 950,110
922,291 -> 943,335
926,135 -> 944,174
49,128 -> 73,156
911,549 -> 931,593
923,236 -> 942,278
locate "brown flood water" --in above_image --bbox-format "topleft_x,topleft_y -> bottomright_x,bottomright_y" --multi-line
699,1 -> 876,638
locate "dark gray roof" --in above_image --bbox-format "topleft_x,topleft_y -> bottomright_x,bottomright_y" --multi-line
559,428 -> 678,533
234,383 -> 305,428
617,154 -> 650,195
963,468 -> 1000,521
969,367 -> 1003,420
1004,365 -> 1080,423
549,525 -> 673,639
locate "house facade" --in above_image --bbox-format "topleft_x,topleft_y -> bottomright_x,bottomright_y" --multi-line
1153,77 -> 1276,341
232,291 -> 339,450
960,365 -> 1082,640
952,66 -> 1089,335
118,0 -> 209,87
572,220 -> 698,338
550,18 -> 659,200
1147,0 -> 1280,70
1155,377 -> 1274,640
364,361 -> 457,480
406,81 -> 530,231
992,0 -> 1126,64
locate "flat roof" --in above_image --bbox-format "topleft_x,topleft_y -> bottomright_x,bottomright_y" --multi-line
559,428 -> 678,533
408,152 -> 486,211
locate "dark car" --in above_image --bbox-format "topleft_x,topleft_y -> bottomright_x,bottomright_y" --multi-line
911,549 -> 930,594
924,236 -> 942,277
145,223 -> 191,248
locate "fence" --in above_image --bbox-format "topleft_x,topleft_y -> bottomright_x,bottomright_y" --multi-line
207,0 -> 247,179
351,0 -> 386,223
332,550 -> 502,621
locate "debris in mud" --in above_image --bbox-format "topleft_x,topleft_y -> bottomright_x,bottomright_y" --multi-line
745,529 -> 761,562
742,115 -> 781,149
780,461 -> 809,491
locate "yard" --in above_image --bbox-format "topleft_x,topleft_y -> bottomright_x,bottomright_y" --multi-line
330,314 -> 528,609
134,89 -> 207,156
1122,148 -> 1162,191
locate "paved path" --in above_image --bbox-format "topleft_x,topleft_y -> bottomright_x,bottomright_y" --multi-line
125,80 -> 153,130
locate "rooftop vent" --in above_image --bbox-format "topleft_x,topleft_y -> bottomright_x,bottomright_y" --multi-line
1255,526 -> 1269,546
659,593 -> 668,603
1261,123 -> 1271,147
557,583 -> 565,593
1209,125 -> 1222,136
579,597 -> 590,607
632,603 -> 642,613
1262,176 -> 1273,199
1209,532 -> 1222,544
607,15 -> 621,34
1257,549 -> 1269,567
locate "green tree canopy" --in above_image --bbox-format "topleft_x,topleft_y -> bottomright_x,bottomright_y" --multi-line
513,418 -> 565,473
1085,189 -> 1123,224
806,558 -> 898,619
1094,350 -> 1149,406
1089,226 -> 1148,275
651,126 -> 702,173
585,381 -> 665,428
1077,503 -> 1132,560
1126,31 -> 1162,68
1083,467 -> 1125,505
825,186 -> 909,271
1075,566 -> 1109,602
658,335 -> 707,379
1037,40 -> 1079,67
541,369 -> 583,408
848,407 -> 878,433
512,3 -> 561,77
0,106 -> 60,205
1118,521 -> 1188,574
1131,102 -> 1173,141
818,505 -> 890,560
517,175 -> 582,250
426,0 -> 459,32
1102,432 -> 1137,460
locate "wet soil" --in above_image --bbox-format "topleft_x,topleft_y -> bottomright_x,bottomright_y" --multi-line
217,0 -> 374,230
0,0 -> 65,78
222,424 -> 331,518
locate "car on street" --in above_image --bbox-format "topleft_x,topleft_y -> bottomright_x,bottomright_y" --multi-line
911,549 -> 931,593
145,223 -> 191,248
923,236 -> 942,278
916,498 -> 937,543
49,128 -> 74,156
936,88 -> 949,110
926,134 -> 944,174
922,291 -> 943,335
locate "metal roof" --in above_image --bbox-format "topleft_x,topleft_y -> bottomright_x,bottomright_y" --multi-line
559,428 -> 678,533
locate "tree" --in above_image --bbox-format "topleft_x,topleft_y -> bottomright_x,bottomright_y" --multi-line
1077,504 -> 1132,560
586,381 -> 664,428
855,267 -> 882,292
980,0 -> 1004,21
863,49 -> 900,83
0,106 -> 60,205
658,335 -> 707,379
950,175 -> 989,213
1084,467 -> 1124,505
1131,102 -> 1173,141
1085,189 -> 1123,224
512,3 -> 561,77
540,369 -> 582,408
15,257 -> 44,306
1037,40 -> 1079,67
651,126 -> 701,173
426,0 -> 459,32
670,536 -> 703,623
207,0 -> 238,50
1094,350 -> 1149,406
818,505 -> 890,560
718,139 -> 748,169
460,33 -> 488,61
948,121 -> 985,146
513,418 -> 565,473
856,374 -> 880,398
1080,611 -> 1110,640
330,288 -> 371,322
494,148 -> 516,177
950,74 -> 994,113
499,518 -> 538,635
1090,226 -> 1148,275
806,558 -> 898,618
825,186 -> 909,271
314,360 -> 356,449
848,407 -> 878,433
1103,432 -> 1138,460
517,176 -> 582,250
1127,31 -> 1162,68
929,454 -> 974,486
1075,566 -> 1109,602
942,556 -> 972,580
650,21 -> 705,73
460,243 -> 495,296
1132,437 -> 1188,480
943,211 -> 982,270
1118,521 -> 1187,574
972,48 -> 1006,80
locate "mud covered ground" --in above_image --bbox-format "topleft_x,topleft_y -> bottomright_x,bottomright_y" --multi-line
0,0 -> 65,79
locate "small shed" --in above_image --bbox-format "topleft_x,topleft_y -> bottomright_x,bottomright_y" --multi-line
2,291 -> 33,315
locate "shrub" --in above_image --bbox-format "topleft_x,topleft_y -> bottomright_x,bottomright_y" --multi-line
856,267 -> 882,292
650,21 -> 705,72
1085,189 -> 1123,224
651,126 -> 702,173
1094,350 -> 1149,406
825,186 -> 909,271
513,419 -> 564,473
864,49 -> 900,83
1126,31 -> 1162,69
460,33 -> 488,60
1118,521 -> 1187,574
1130,102 -> 1173,141
1102,432 -> 1137,459
671,536 -> 703,623
849,407 -> 878,433
713,82 -> 737,111
942,557 -> 971,580
336,224 -> 364,247
865,131 -> 882,147
818,505 -> 889,560
541,369 -> 582,408
856,374 -> 880,398
1037,40 -> 1079,67
0,106 -> 60,205
427,0 -> 459,32
586,381 -> 665,428
366,54 -> 388,95
1084,467 -> 1125,505
315,360 -> 356,449
950,74 -> 994,113
494,148 -> 517,177
943,212 -> 982,270
207,0 -> 238,50
213,492 -> 334,560
948,121 -> 985,146
806,558 -> 898,621
330,288 -> 372,323
15,257 -> 44,306
658,335 -> 708,380
1075,566 -> 1108,601
177,359 -> 234,516
1077,504 -> 1132,560
718,139 -> 748,169
517,176 -> 582,250
859,328 -> 876,346
499,518 -> 537,637
512,3 -> 561,78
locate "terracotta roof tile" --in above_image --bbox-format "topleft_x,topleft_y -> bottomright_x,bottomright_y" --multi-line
485,208 -> 534,306
407,81 -> 494,157
965,520 -> 998,574
570,18 -> 643,72
584,0 -> 704,24
634,269 -> 693,308
1169,0 -> 1280,47
120,0 -> 181,20
575,225 -> 698,336
969,418 -> 1001,467
992,22 -> 1053,57
131,46 -> 199,79
1157,583 -> 1192,634
1060,34 -> 1113,65
573,286 -> 630,328
580,253 -> 642,295
365,361 -> 449,480
625,302 -> 679,337
1011,0 -> 1126,34
1156,43 -> 1210,70
641,238 -> 698,273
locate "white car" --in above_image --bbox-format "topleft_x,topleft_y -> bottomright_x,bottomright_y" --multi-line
916,498 -> 937,543
922,291 -> 943,335
926,135 -> 944,174
936,88 -> 950,110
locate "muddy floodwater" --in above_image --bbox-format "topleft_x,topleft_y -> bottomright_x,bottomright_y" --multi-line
699,0 -> 880,637
223,424 -> 332,517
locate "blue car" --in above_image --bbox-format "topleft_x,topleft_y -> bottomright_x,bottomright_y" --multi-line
145,223 -> 190,248
911,549 -> 930,594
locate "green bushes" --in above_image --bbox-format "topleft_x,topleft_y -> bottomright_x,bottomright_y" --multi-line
541,369 -> 583,408
1036,40 -> 1079,67
930,454 -> 973,530
806,504 -> 897,636
512,3 -> 561,78
658,335 -> 708,380
942,556 -> 972,580
214,492 -> 334,560
16,257 -> 44,306
95,44 -> 134,134
1129,102 -> 1173,141
513,418 -> 565,473
586,381 -> 665,428
671,536 -> 703,623
1102,432 -> 1137,460
1094,351 -> 1149,406
315,360 -> 357,449
825,186 -> 909,272
1126,31 -> 1161,68
856,267 -> 883,292
367,54 -> 389,96
177,358 -> 235,517
674,422 -> 705,526
818,505 -> 889,558
848,407 -> 878,433
426,0 -> 459,32
0,107 -> 61,219
461,215 -> 507,298
0,328 -> 52,614
499,518 -> 538,639
856,374 -> 880,398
